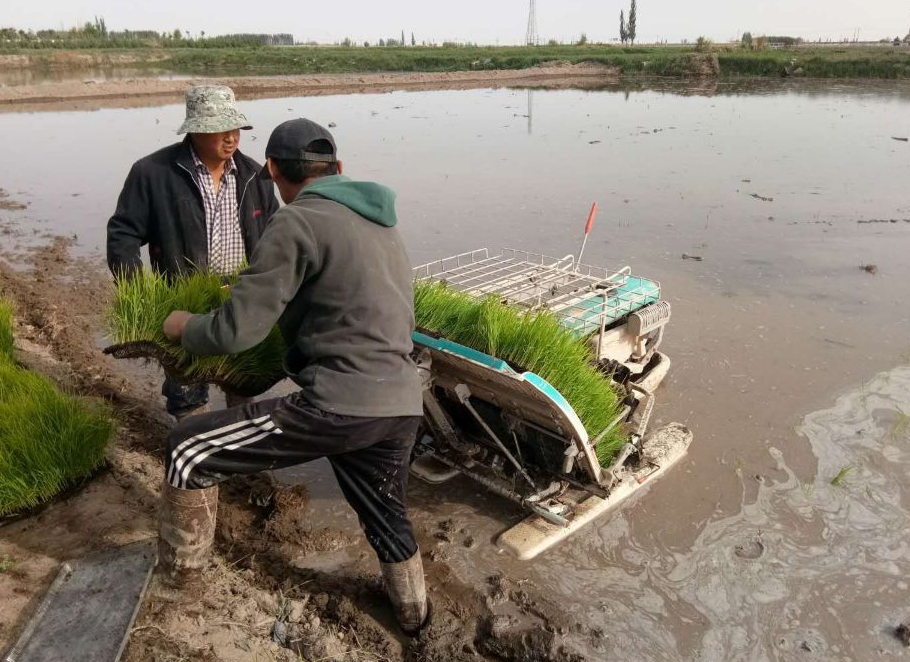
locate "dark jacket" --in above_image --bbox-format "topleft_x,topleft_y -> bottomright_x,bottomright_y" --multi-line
106,138 -> 279,278
182,176 -> 423,418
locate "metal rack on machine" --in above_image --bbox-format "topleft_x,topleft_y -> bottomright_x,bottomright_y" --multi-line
413,248 -> 662,339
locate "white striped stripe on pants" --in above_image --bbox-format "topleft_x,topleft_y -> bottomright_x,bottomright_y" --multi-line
167,414 -> 282,489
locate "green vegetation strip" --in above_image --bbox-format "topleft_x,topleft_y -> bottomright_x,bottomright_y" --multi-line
0,299 -> 114,517
414,281 -> 626,464
6,44 -> 910,79
154,45 -> 705,77
106,270 -> 287,396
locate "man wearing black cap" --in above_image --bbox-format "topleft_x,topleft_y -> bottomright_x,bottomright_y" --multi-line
157,119 -> 427,635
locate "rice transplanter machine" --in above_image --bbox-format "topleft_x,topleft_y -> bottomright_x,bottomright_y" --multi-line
410,205 -> 692,559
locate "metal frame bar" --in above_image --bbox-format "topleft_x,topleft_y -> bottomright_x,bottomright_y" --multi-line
413,248 -> 659,339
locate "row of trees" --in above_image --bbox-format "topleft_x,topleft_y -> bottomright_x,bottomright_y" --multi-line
740,33 -> 804,50
338,32 -> 435,48
0,18 -> 293,48
1,20 -> 437,49
1,31 -> 293,48
216,33 -> 293,46
619,0 -> 638,45
369,31 -> 418,47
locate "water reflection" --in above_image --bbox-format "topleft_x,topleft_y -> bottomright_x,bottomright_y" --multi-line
527,88 -> 533,135
0,67 -> 193,87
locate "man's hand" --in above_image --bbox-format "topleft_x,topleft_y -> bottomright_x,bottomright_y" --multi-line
163,311 -> 194,341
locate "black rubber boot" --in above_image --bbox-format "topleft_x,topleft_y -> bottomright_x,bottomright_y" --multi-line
157,481 -> 218,588
380,549 -> 428,636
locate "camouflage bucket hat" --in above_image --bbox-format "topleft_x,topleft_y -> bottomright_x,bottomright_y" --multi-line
176,85 -> 252,134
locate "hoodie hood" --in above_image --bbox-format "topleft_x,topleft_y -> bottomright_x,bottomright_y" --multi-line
300,175 -> 398,227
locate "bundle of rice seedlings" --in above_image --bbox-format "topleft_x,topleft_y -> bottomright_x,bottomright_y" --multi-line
413,281 -> 626,464
0,300 -> 114,516
105,272 -> 627,463
105,270 -> 287,396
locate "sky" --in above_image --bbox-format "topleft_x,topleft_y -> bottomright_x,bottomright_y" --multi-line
5,0 -> 910,45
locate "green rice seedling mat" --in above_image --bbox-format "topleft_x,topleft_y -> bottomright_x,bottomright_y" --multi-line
413,281 -> 627,463
0,299 -> 114,517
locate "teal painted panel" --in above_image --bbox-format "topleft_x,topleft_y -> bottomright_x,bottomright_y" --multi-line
522,372 -> 588,443
559,277 -> 660,336
412,331 -> 514,373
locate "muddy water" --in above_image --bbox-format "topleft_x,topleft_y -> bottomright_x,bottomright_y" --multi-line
2,79 -> 910,658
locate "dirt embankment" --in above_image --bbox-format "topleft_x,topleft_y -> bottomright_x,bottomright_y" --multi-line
0,51 -> 170,70
0,240 -> 594,661
0,61 -> 619,113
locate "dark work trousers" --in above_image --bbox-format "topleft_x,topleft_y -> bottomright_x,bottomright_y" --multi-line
164,390 -> 422,564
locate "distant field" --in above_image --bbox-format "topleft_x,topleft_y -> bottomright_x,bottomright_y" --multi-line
717,46 -> 910,78
5,44 -> 910,79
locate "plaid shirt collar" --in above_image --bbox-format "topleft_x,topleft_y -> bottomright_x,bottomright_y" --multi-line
189,145 -> 237,177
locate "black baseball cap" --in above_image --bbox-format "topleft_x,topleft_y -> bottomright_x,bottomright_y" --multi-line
259,118 -> 337,180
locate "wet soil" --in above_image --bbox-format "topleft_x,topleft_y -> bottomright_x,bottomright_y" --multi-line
0,62 -> 618,113
0,243 -> 586,662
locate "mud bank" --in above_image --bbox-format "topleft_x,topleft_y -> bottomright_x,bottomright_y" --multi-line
0,62 -> 618,113
0,242 -> 592,662
0,51 -> 170,70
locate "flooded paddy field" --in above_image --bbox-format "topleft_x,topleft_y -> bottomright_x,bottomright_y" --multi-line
1,78 -> 909,660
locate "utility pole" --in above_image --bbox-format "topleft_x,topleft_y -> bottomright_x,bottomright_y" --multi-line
526,0 -> 538,46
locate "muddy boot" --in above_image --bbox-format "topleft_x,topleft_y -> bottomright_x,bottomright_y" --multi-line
173,403 -> 210,423
157,481 -> 218,588
380,549 -> 428,636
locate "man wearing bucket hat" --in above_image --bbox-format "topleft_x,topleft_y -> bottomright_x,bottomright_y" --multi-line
107,85 -> 279,420
157,118 -> 428,635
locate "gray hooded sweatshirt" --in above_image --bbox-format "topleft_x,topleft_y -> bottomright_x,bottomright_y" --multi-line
182,175 -> 423,417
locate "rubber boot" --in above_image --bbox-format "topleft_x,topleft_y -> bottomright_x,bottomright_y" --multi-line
380,549 -> 428,636
157,481 -> 218,588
